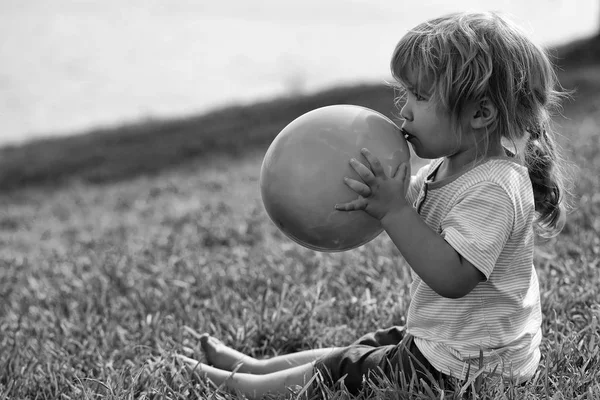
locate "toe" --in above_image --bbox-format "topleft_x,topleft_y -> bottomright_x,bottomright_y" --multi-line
199,334 -> 213,353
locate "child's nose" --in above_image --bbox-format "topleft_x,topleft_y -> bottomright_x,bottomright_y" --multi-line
400,103 -> 413,121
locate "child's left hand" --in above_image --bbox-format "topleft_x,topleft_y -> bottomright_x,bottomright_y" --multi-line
335,148 -> 410,221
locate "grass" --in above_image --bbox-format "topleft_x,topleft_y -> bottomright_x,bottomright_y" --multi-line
1,37 -> 600,398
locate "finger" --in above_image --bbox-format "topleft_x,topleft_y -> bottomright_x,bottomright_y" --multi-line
349,158 -> 375,184
360,148 -> 385,177
343,177 -> 371,197
392,162 -> 409,179
334,197 -> 369,211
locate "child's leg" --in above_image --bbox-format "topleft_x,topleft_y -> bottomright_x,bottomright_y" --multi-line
180,358 -> 316,400
199,333 -> 339,374
255,348 -> 340,373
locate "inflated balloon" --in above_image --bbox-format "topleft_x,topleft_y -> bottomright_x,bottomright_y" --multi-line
260,104 -> 410,252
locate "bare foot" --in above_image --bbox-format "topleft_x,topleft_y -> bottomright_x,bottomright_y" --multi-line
200,334 -> 258,372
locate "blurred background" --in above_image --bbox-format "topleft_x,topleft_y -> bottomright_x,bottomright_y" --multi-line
1,0 -> 598,147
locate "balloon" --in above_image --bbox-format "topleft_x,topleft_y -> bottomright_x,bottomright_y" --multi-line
260,104 -> 410,252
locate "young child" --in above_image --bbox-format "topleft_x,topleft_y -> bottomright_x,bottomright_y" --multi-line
177,11 -> 568,398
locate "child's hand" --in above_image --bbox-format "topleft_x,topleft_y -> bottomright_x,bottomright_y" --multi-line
335,148 -> 410,221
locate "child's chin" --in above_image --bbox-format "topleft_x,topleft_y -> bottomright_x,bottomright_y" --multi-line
411,147 -> 435,160
408,143 -> 423,156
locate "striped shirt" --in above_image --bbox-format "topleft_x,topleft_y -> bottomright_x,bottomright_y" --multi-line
405,157 -> 542,382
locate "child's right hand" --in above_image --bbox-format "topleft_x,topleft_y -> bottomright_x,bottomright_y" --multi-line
335,148 -> 410,221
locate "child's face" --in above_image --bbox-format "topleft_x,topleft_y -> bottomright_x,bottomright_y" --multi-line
398,70 -> 470,160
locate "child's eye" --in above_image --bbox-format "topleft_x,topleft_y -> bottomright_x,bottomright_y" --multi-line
412,91 -> 426,101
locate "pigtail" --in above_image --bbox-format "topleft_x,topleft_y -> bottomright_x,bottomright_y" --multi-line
525,125 -> 567,236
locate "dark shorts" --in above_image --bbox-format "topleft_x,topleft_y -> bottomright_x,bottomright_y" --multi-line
313,326 -> 447,395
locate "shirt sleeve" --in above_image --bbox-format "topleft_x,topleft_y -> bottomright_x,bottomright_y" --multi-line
441,182 -> 515,279
406,162 -> 433,207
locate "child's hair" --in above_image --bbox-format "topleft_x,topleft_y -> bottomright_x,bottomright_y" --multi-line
390,11 -> 570,237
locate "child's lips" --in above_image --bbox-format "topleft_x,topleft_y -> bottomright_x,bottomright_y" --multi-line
401,128 -> 414,141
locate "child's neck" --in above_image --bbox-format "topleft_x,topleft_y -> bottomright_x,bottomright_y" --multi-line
438,139 -> 505,181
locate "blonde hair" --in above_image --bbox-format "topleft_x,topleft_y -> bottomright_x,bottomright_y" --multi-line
390,11 -> 569,236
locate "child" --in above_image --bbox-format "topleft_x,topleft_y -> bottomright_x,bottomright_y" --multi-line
177,11 -> 568,398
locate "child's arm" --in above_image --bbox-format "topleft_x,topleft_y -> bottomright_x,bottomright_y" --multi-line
335,149 -> 484,298
381,206 -> 484,298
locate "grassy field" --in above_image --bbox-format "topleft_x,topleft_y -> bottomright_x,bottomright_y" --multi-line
1,38 -> 600,398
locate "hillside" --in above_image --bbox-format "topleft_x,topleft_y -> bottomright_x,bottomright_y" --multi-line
0,84 -> 401,191
0,35 -> 598,192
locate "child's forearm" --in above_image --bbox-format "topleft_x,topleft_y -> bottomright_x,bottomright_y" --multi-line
381,207 -> 483,298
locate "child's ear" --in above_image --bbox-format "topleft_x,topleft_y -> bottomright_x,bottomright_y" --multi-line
470,98 -> 497,129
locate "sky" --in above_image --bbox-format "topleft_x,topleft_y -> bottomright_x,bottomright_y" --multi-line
0,0 -> 597,146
